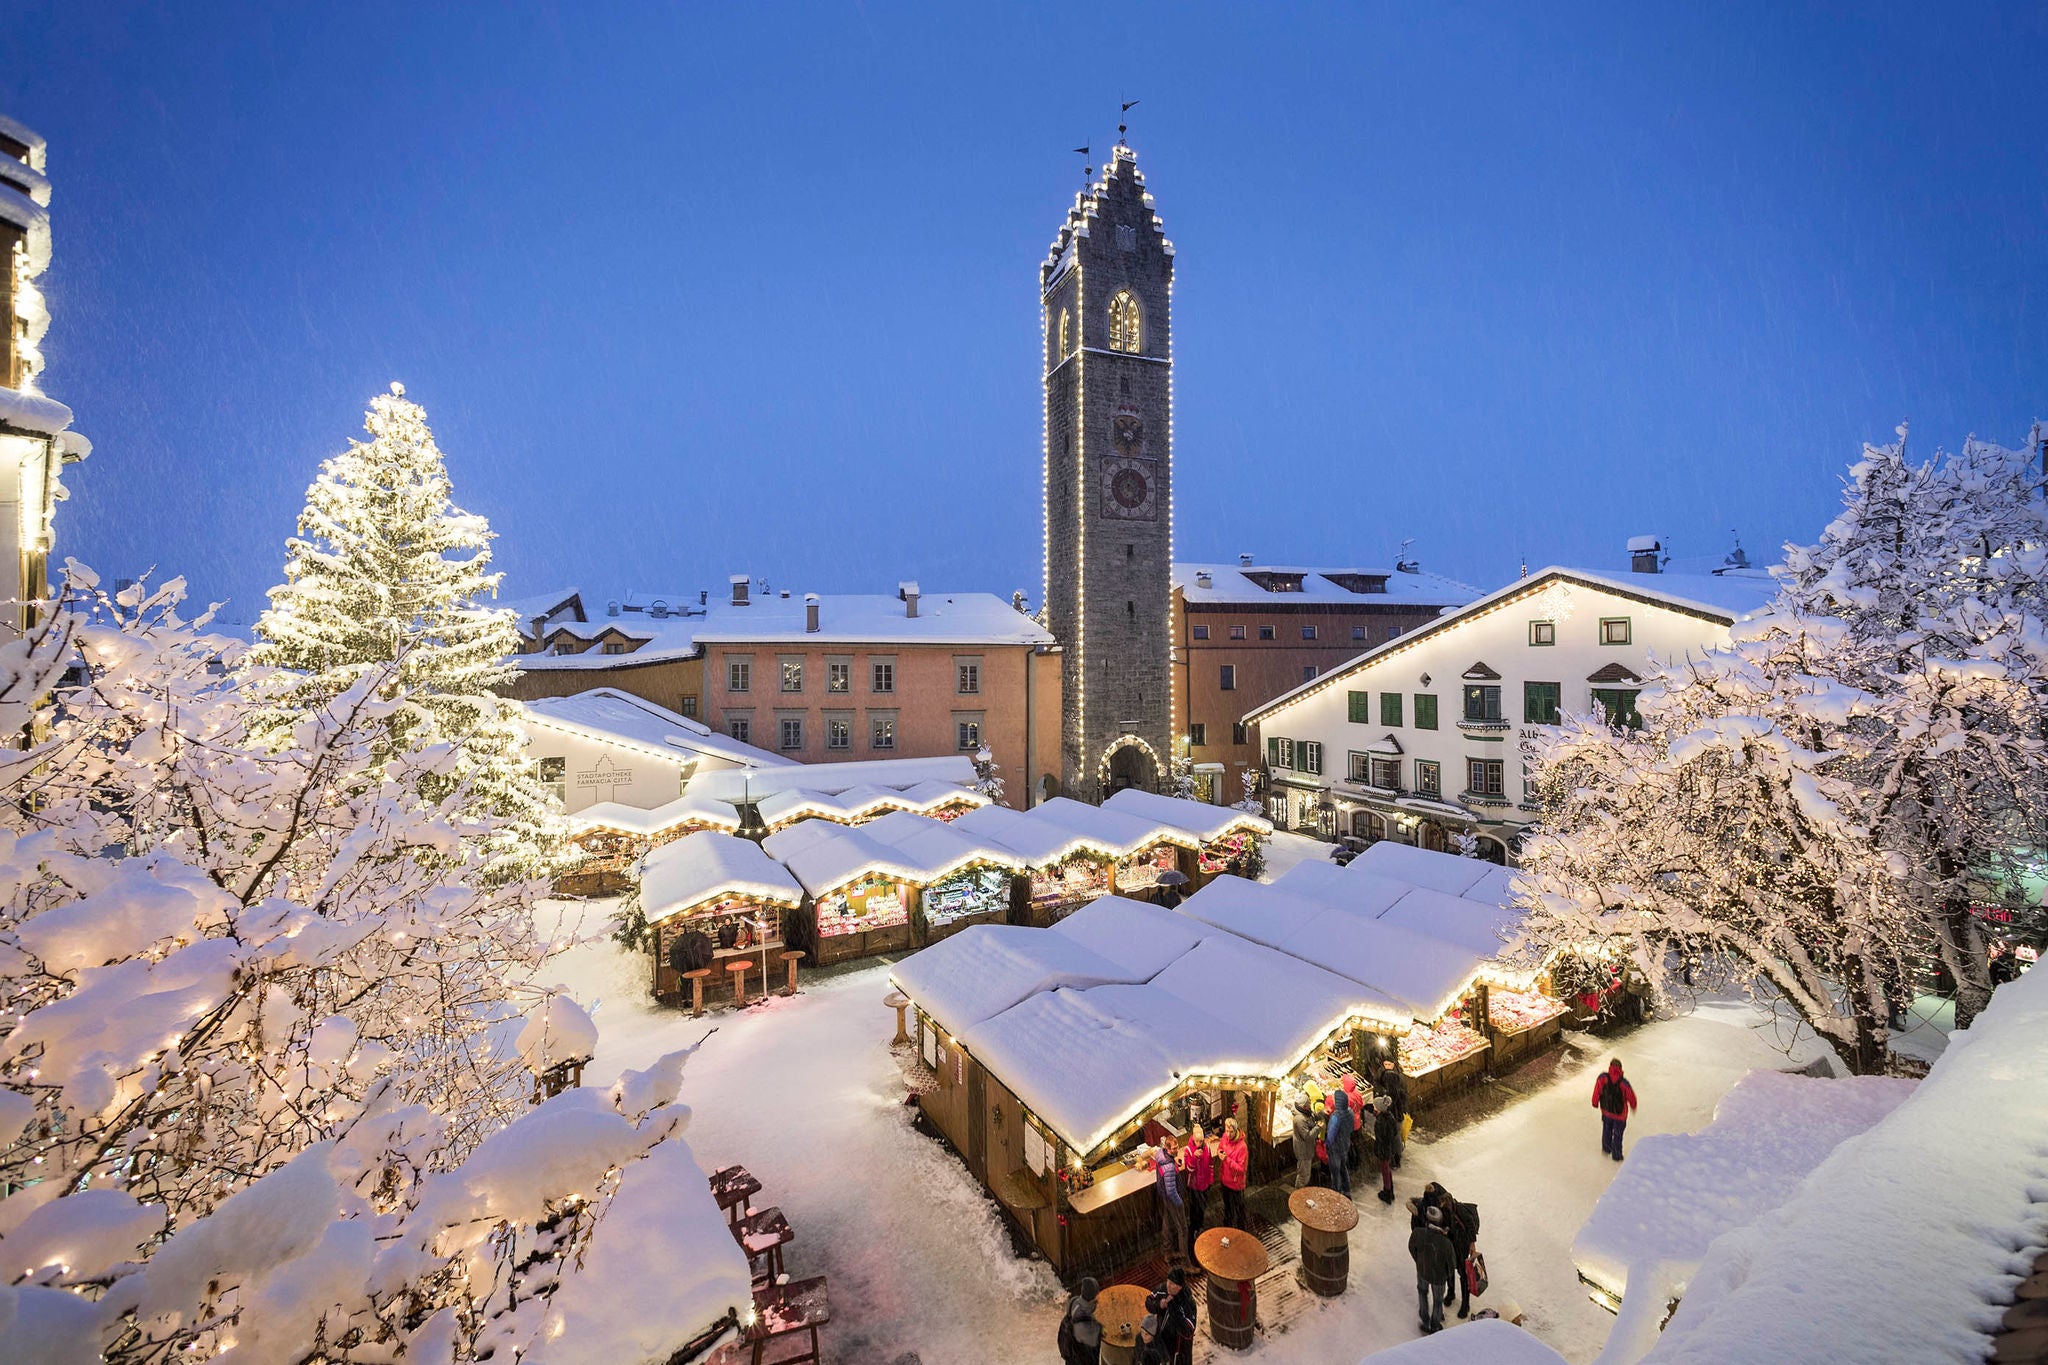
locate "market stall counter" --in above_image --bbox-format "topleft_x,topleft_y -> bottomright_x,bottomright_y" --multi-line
1485,986 -> 1569,1067
637,832 -> 805,1001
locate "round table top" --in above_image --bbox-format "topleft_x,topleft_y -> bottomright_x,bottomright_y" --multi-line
778,949 -> 806,962
1096,1284 -> 1150,1348
724,960 -> 751,974
1195,1226 -> 1271,1282
883,990 -> 910,1008
681,968 -> 714,979
1289,1186 -> 1360,1234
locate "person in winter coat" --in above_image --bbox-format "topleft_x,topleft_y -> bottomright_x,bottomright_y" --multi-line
1377,1057 -> 1410,1168
1371,1094 -> 1400,1203
1179,1123 -> 1213,1250
1423,1181 -> 1478,1319
1058,1277 -> 1102,1364
1160,1266 -> 1199,1365
1408,1204 -> 1458,1334
1593,1059 -> 1638,1160
1324,1084 -> 1356,1197
1340,1073 -> 1367,1170
1290,1099 -> 1319,1189
1149,1142 -> 1188,1263
1217,1118 -> 1250,1231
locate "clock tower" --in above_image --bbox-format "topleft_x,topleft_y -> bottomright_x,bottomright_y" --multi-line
1041,142 -> 1174,800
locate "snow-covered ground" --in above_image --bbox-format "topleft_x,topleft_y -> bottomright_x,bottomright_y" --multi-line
537,894 -> 1847,1364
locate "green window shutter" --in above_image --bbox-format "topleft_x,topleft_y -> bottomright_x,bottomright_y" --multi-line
1348,690 -> 1370,724
1524,681 -> 1560,724
1267,736 -> 1281,767
1414,694 -> 1438,730
1380,692 -> 1402,727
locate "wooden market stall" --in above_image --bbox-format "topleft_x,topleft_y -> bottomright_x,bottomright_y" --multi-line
638,831 -> 805,1002
950,804 -> 1121,926
1484,985 -> 1570,1067
753,780 -> 990,835
559,792 -> 742,897
1103,788 -> 1273,887
1028,797 -> 1203,899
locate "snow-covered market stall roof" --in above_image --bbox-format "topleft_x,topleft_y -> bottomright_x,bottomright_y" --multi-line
1632,961 -> 2048,1365
753,779 -> 986,832
762,811 -> 1021,900
1102,788 -> 1273,844
521,688 -> 790,772
950,803 -> 1119,866
1028,796 -> 1204,857
566,789 -> 742,838
639,831 -> 805,923
692,756 -> 979,804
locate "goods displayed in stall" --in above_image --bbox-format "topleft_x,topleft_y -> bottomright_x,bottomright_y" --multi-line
1196,828 -> 1260,876
1115,844 -> 1180,894
1489,988 -> 1567,1033
1030,854 -> 1111,913
1401,1017 -> 1488,1072
818,876 -> 908,938
922,866 -> 1011,931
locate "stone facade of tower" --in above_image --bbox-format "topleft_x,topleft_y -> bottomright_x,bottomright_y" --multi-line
1041,144 -> 1174,801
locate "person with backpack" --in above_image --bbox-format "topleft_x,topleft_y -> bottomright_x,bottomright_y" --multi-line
1325,1081 -> 1356,1197
1593,1059 -> 1638,1160
1370,1094 -> 1400,1203
1408,1204 -> 1458,1334
1057,1277 -> 1102,1364
1424,1181 -> 1479,1319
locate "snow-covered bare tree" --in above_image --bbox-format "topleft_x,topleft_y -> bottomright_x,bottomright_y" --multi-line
0,571 -> 750,1362
245,385 -> 561,881
971,744 -> 1006,805
1516,428 -> 2048,1071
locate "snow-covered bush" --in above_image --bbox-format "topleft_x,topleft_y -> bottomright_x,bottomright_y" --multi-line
1517,427 -> 2048,1071
0,573 -> 747,1361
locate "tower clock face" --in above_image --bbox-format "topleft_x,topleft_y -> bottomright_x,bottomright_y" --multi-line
1101,457 -> 1159,520
1112,466 -> 1149,508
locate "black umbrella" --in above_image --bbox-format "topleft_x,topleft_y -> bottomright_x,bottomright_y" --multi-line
1155,870 -> 1191,886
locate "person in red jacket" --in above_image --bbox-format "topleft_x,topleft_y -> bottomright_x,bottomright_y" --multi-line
1593,1059 -> 1637,1160
1216,1117 -> 1250,1231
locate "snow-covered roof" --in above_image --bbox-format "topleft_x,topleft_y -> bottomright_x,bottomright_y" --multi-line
1102,788 -> 1272,843
0,114 -> 49,164
1245,566 -> 1779,723
500,587 -> 584,628
1356,1319 -> 1569,1365
1170,875 -> 1334,948
564,790 -> 741,837
1029,796 -> 1201,856
1268,861 -> 1419,919
1173,561 -> 1479,608
1047,895 -> 1213,977
949,803 -> 1129,865
0,386 -> 73,437
1575,1069 -> 1915,1348
638,831 -> 804,923
761,811 -> 1018,897
1348,841 -> 1494,896
521,688 -> 790,771
1639,963 -> 2048,1365
1147,934 -> 1410,1055
752,779 -> 986,832
692,756 -> 977,803
1376,885 -> 1522,960
889,927 -> 1143,1038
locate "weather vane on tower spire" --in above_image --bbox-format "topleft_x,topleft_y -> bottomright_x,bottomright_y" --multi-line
1118,99 -> 1138,148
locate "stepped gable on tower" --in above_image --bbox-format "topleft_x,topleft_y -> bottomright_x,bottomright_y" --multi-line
1040,142 -> 1175,802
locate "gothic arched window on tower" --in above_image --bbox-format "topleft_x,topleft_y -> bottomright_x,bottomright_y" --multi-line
1108,291 -> 1142,354
1057,308 -> 1070,356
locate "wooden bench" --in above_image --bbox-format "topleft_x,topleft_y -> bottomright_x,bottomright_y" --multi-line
738,1275 -> 829,1364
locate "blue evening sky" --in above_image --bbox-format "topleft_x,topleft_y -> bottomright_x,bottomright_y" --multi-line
4,4 -> 2043,626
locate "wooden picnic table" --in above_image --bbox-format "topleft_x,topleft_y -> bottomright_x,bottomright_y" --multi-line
1096,1283 -> 1150,1365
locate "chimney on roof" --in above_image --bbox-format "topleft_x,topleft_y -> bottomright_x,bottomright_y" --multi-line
699,589 -> 708,606
606,599 -> 620,617
899,581 -> 920,618
1195,571 -> 1212,589
780,589 -> 790,599
1239,553 -> 1254,568
1628,536 -> 1664,574
805,593 -> 820,633
729,574 -> 750,606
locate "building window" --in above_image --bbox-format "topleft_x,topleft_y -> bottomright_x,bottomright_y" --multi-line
539,757 -> 565,803
1599,617 -> 1632,646
1415,693 -> 1438,730
1591,687 -> 1643,729
779,717 -> 804,750
827,660 -> 850,693
1416,760 -> 1441,797
780,659 -> 804,692
602,641 -> 627,655
1467,757 -> 1505,797
1370,756 -> 1401,789
1258,625 -> 1276,641
1267,737 -> 1294,770
1529,620 -> 1557,646
1347,752 -> 1370,783
1192,624 -> 1210,640
871,660 -> 896,693
1352,626 -> 1366,640
680,695 -> 699,717
1229,624 -> 1246,640
826,716 -> 852,750
1057,308 -> 1070,356
957,660 -> 981,695
1232,721 -> 1248,746
1380,692 -> 1403,727
1302,665 -> 1318,683
1302,625 -> 1318,640
1348,691 -> 1370,723
728,659 -> 751,692
1298,741 -> 1323,775
1525,681 -> 1561,724
553,641 -> 578,655
1189,723 -> 1207,747
957,719 -> 982,750
1108,290 -> 1142,353
870,715 -> 897,750
1220,664 -> 1236,691
729,717 -> 751,745
1463,685 -> 1502,722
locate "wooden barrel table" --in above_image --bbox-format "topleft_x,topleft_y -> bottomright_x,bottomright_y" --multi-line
1095,1283 -> 1149,1365
1195,1226 -> 1270,1352
1288,1186 -> 1359,1297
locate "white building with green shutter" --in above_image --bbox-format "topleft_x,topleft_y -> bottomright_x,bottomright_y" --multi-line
1240,559 -> 1775,859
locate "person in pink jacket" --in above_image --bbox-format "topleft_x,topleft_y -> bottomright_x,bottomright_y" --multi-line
1178,1122 -> 1214,1253
1217,1118 -> 1249,1231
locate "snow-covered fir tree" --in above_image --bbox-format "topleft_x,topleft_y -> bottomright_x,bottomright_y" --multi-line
1516,428 -> 2048,1071
245,385 -> 561,881
971,744 -> 1006,804
0,571 -> 743,1362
